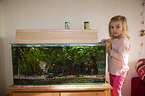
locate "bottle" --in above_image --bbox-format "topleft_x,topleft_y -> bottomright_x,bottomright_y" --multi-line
84,22 -> 90,30
106,42 -> 112,54
65,22 -> 70,29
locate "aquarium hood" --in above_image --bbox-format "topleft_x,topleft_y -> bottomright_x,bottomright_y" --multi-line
15,29 -> 98,44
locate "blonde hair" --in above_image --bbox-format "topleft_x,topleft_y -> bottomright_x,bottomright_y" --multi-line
109,15 -> 130,40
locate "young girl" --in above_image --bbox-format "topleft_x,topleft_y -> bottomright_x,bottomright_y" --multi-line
102,15 -> 131,96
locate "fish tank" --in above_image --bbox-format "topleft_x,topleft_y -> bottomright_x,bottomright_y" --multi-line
11,43 -> 106,85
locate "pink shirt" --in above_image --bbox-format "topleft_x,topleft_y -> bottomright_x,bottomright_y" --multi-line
108,37 -> 130,76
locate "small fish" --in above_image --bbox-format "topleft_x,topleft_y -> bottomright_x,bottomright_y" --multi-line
39,61 -> 46,70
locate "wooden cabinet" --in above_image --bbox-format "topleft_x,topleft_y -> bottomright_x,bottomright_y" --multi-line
6,83 -> 112,96
12,91 -> 106,96
13,93 -> 59,96
61,91 -> 107,96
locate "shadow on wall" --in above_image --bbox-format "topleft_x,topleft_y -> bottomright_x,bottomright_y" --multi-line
0,37 -> 6,96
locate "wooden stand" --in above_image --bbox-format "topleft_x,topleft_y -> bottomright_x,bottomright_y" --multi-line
6,83 -> 112,96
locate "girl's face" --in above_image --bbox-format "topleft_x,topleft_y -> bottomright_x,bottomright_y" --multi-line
110,20 -> 123,37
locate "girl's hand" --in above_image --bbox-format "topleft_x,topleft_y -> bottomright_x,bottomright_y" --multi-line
101,39 -> 109,43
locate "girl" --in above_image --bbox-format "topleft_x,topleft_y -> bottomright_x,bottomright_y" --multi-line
102,15 -> 131,96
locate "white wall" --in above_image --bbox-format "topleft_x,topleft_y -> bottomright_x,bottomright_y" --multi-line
1,0 -> 145,96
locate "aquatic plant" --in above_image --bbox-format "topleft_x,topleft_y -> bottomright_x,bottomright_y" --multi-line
12,44 -> 106,77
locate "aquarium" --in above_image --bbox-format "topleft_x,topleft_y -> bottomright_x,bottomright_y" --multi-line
11,43 -> 106,85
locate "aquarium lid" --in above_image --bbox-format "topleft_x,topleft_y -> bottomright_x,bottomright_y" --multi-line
15,29 -> 98,44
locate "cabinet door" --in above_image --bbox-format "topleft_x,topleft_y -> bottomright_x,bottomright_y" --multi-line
61,91 -> 107,96
13,92 -> 59,96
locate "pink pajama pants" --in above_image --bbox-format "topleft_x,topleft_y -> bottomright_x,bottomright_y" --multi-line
110,73 -> 126,96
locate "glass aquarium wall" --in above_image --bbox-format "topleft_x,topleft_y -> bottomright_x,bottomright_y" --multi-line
11,43 -> 106,85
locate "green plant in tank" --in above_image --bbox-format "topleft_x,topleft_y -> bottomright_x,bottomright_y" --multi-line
43,46 -> 64,74
57,45 -> 105,75
12,46 -> 43,76
12,44 -> 106,77
18,47 -> 39,75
